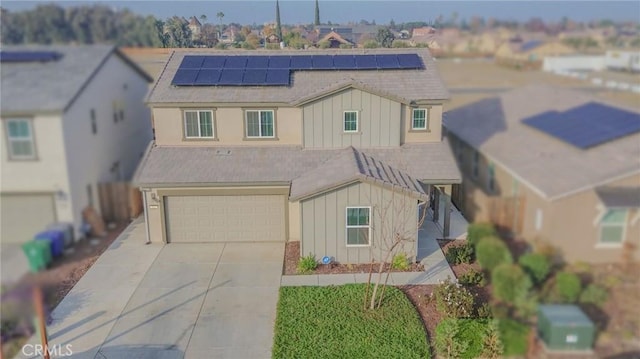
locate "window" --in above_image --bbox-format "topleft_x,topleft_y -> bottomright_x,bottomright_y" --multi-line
599,209 -> 627,245
184,110 -> 214,138
472,151 -> 479,178
245,110 -> 274,138
412,109 -> 427,130
488,162 -> 495,192
6,119 -> 36,160
346,207 -> 371,246
90,109 -> 97,134
343,111 -> 359,132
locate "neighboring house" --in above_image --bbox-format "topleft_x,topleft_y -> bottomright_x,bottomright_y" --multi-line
0,45 -> 153,244
187,16 -> 202,41
412,26 -> 437,38
318,30 -> 354,48
134,49 -> 461,264
495,39 -> 575,69
444,85 -> 640,263
605,50 -> 640,72
316,25 -> 381,45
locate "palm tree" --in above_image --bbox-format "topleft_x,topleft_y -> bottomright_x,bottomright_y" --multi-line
200,14 -> 207,24
216,11 -> 224,38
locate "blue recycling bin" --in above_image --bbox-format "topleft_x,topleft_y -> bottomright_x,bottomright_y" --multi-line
34,230 -> 65,257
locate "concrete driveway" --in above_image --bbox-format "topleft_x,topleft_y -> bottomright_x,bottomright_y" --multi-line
20,218 -> 284,359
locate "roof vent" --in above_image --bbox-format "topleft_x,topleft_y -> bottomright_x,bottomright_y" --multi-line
215,149 -> 232,156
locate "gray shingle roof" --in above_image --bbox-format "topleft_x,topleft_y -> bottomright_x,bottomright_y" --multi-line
290,147 -> 427,200
146,48 -> 449,105
443,85 -> 640,200
133,142 -> 461,192
595,187 -> 640,208
1,45 -> 152,115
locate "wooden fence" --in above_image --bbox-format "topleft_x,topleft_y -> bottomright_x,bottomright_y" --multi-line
97,182 -> 143,223
488,196 -> 526,234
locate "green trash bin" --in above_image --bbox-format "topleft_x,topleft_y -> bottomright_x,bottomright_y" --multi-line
21,240 -> 52,273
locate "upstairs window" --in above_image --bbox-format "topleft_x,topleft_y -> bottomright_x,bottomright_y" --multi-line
412,109 -> 428,130
599,209 -> 627,245
343,111 -> 359,132
90,109 -> 97,135
6,119 -> 36,160
488,162 -> 495,192
184,110 -> 214,138
346,207 -> 371,246
472,151 -> 479,178
245,110 -> 275,138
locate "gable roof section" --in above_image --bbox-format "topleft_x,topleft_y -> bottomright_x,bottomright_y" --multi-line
133,142 -> 461,189
596,187 -> 640,208
1,45 -> 152,115
146,48 -> 449,105
290,147 -> 427,201
319,31 -> 354,45
444,85 -> 640,200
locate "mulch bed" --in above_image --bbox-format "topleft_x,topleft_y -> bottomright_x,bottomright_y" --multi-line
283,241 -> 424,275
437,239 -> 481,278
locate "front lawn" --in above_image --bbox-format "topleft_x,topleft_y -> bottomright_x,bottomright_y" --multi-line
272,284 -> 429,358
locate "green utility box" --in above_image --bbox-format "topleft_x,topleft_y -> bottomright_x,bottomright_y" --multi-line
21,240 -> 52,273
537,304 -> 595,351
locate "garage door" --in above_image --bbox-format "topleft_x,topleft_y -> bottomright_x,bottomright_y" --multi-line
164,195 -> 286,243
1,194 -> 56,244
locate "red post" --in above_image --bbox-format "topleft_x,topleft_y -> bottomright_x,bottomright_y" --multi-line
33,286 -> 50,359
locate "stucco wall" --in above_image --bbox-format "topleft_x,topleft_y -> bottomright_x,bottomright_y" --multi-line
62,53 -> 152,237
153,106 -> 302,146
300,182 -> 419,264
402,104 -> 443,144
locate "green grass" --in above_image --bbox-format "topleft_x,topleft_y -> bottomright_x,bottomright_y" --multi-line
272,284 -> 429,359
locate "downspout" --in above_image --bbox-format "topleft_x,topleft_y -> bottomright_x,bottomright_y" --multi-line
141,188 -> 151,244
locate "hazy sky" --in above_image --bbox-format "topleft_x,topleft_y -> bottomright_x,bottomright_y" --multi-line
3,1 -> 639,25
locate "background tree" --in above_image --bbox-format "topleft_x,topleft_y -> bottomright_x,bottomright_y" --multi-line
375,27 -> 394,48
275,0 -> 282,41
200,14 -> 207,23
314,0 -> 320,26
216,11 -> 225,37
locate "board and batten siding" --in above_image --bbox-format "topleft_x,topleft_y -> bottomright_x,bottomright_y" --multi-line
300,182 -> 418,264
302,88 -> 402,148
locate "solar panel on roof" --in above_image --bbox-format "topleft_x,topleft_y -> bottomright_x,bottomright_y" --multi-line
522,102 -> 640,149
376,55 -> 400,69
354,55 -> 377,69
246,56 -> 269,69
171,69 -> 199,85
194,69 -> 221,85
265,69 -> 290,85
181,56 -> 205,68
290,55 -> 313,69
311,55 -> 334,69
224,56 -> 248,69
0,51 -> 63,63
397,54 -> 422,68
242,69 -> 268,85
269,56 -> 291,68
202,56 -> 226,68
333,55 -> 356,69
218,69 -> 244,85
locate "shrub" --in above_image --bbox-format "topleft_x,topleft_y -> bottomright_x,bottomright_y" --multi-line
476,302 -> 492,318
392,40 -> 410,48
553,271 -> 582,303
435,319 -> 468,359
391,253 -> 410,271
459,269 -> 483,286
467,223 -> 497,246
518,253 -> 551,285
436,319 -> 500,359
215,42 -> 227,50
339,43 -> 352,49
580,284 -> 608,306
241,41 -> 256,50
476,236 -> 513,272
363,40 -> 379,48
297,253 -> 317,274
481,320 -> 504,359
434,278 -> 475,318
317,40 -> 330,49
445,242 -> 475,264
492,264 -> 532,305
498,318 -> 529,356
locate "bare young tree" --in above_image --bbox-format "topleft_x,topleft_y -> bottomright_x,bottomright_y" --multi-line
363,184 -> 428,310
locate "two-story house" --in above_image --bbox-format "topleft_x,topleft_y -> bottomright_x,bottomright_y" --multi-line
444,85 -> 640,263
0,45 -> 153,247
134,49 -> 461,264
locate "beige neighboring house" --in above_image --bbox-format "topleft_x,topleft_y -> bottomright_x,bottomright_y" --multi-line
495,39 -> 575,68
444,85 -> 640,264
188,16 -> 202,40
134,49 -> 461,264
0,45 -> 153,244
318,30 -> 355,48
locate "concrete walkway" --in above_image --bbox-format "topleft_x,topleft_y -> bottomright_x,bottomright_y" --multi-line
18,217 -> 284,359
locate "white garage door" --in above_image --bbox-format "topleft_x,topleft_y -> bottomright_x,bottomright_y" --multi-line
164,195 -> 286,243
1,194 -> 56,244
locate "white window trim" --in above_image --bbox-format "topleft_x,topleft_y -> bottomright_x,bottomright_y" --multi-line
184,110 -> 215,138
345,206 -> 372,247
343,110 -> 359,133
596,209 -> 628,248
5,118 -> 36,160
411,108 -> 428,130
245,109 -> 276,138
